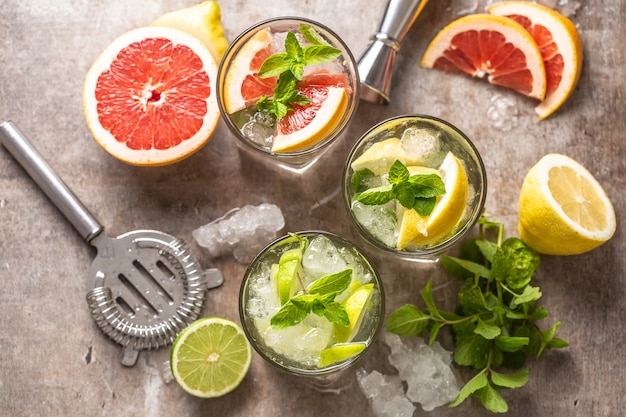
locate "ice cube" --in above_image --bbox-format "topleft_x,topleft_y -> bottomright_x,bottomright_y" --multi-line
400,126 -> 441,166
356,368 -> 416,417
487,94 -> 519,132
385,333 -> 460,412
302,235 -> 348,280
242,111 -> 274,147
192,203 -> 285,263
351,201 -> 397,248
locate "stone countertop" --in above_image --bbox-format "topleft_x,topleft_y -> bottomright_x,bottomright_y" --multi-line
1,1 -> 624,416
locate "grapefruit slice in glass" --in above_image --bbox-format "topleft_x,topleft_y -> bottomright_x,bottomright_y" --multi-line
223,27 -> 276,114
421,14 -> 547,100
488,1 -> 583,119
83,26 -> 220,166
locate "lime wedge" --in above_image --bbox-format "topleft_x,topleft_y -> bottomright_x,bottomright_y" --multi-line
319,342 -> 367,367
333,283 -> 374,343
170,317 -> 252,398
276,248 -> 304,305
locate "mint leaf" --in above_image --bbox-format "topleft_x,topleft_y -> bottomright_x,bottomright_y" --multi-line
494,335 -> 529,352
459,279 -> 488,315
449,370 -> 488,407
413,196 -> 437,216
476,239 -> 498,263
394,181 -> 418,208
479,383 -> 508,413
270,301 -> 308,328
356,185 -> 394,205
388,160 -> 410,183
307,269 -> 352,295
284,31 -> 303,63
455,333 -> 490,369
408,173 -> 446,197
445,257 -> 491,279
303,45 -> 341,65
421,279 -> 443,319
510,285 -> 542,307
491,238 -> 540,289
258,53 -> 291,78
300,23 -> 327,45
474,318 -> 501,339
538,321 -> 562,359
351,168 -> 375,193
491,368 -> 529,389
386,304 -> 428,336
323,301 -> 349,325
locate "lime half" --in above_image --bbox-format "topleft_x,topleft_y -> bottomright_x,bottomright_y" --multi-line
170,317 -> 252,398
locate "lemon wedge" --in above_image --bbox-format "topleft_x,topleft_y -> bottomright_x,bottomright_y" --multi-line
151,1 -> 229,61
397,152 -> 469,249
518,154 -> 616,255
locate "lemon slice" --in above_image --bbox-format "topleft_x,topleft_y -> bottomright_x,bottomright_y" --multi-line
397,153 -> 469,249
518,154 -> 616,255
333,283 -> 374,343
350,137 -> 428,175
151,1 -> 229,61
319,342 -> 367,367
271,86 -> 348,153
170,317 -> 252,398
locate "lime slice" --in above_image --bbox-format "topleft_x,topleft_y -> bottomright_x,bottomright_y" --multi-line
276,248 -> 304,305
170,317 -> 252,398
333,283 -> 374,343
319,342 -> 367,367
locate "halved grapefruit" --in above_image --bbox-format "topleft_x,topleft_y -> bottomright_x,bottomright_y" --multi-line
421,14 -> 547,100
83,26 -> 220,166
488,1 -> 583,119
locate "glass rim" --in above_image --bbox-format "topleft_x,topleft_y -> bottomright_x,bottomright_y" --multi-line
216,16 -> 361,160
238,230 -> 385,377
342,114 -> 488,259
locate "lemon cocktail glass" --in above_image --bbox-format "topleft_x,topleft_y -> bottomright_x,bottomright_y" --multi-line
239,231 -> 384,380
216,17 -> 360,173
343,115 -> 487,261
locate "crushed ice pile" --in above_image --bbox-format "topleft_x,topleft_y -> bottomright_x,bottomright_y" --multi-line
357,333 -> 460,415
192,203 -> 285,263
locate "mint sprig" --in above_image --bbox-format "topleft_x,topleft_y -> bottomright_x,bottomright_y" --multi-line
256,24 -> 341,119
353,160 -> 446,216
270,269 -> 351,329
386,216 -> 568,413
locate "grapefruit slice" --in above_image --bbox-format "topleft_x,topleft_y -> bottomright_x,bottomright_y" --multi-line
223,27 -> 276,114
83,26 -> 220,166
488,2 -> 583,119
272,86 -> 348,153
421,14 -> 547,100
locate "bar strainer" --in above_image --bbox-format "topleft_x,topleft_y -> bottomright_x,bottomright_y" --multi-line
0,121 -> 223,367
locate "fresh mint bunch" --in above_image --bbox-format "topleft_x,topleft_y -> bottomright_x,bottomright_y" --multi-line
256,24 -> 341,119
353,160 -> 446,216
386,216 -> 568,413
270,269 -> 351,328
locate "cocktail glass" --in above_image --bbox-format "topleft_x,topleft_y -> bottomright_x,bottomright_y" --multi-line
343,114 -> 487,261
216,17 -> 360,174
239,231 -> 384,384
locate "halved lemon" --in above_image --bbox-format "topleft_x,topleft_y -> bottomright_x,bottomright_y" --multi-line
488,1 -> 583,119
421,14 -> 546,100
397,153 -> 469,249
271,86 -> 348,153
151,0 -> 229,61
518,154 -> 616,255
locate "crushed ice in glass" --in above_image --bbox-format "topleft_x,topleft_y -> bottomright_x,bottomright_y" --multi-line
242,111 -> 274,148
192,203 -> 285,263
350,201 -> 397,248
302,235 -> 348,279
355,333 -> 460,415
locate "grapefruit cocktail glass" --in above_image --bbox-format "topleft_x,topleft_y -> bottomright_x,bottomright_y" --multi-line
239,231 -> 384,383
343,115 -> 487,261
216,17 -> 360,173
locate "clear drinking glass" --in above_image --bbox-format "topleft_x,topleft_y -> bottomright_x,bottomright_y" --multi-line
343,115 -> 487,261
239,231 -> 384,381
217,17 -> 360,173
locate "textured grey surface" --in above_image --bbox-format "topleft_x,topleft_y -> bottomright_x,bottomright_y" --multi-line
1,1 -> 624,416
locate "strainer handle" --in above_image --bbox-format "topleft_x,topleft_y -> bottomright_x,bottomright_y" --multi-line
0,121 -> 104,242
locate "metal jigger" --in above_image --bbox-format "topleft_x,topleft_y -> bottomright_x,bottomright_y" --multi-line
357,0 -> 430,104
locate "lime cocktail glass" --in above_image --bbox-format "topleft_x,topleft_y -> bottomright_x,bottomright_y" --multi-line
239,231 -> 384,380
343,114 -> 487,261
216,17 -> 360,173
